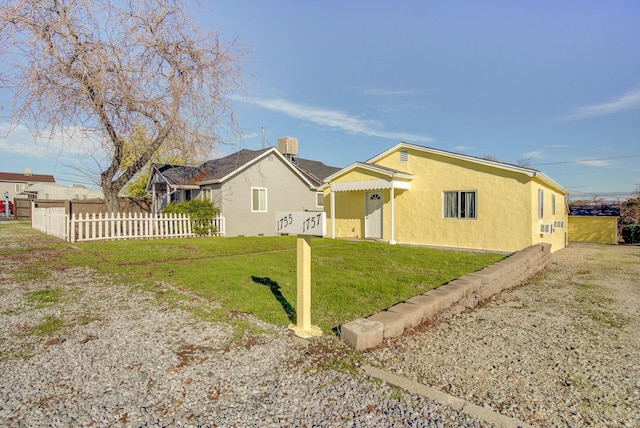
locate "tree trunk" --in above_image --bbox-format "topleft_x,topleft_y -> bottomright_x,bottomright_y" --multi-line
101,176 -> 121,213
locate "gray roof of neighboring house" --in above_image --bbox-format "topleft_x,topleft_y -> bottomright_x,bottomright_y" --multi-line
289,157 -> 342,186
153,148 -> 340,188
569,205 -> 620,216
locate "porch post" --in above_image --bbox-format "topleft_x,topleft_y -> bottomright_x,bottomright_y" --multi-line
390,182 -> 396,245
330,189 -> 335,239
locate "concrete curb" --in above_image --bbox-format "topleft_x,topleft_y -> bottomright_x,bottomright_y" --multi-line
362,365 -> 533,428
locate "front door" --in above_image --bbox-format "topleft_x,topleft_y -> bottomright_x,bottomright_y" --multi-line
365,191 -> 383,239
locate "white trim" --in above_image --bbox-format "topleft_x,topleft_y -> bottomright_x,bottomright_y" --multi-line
323,161 -> 414,184
365,191 -> 383,239
539,223 -> 553,234
330,179 -> 410,192
538,189 -> 544,219
251,187 -> 267,212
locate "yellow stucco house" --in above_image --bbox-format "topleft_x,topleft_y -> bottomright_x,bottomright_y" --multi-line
323,143 -> 569,253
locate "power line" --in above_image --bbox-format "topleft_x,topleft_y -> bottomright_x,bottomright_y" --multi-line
532,154 -> 640,166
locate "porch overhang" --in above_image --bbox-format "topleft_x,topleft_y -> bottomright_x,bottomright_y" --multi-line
330,179 -> 411,192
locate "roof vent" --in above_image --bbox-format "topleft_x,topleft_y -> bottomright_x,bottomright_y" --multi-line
277,137 -> 298,157
24,168 -> 32,176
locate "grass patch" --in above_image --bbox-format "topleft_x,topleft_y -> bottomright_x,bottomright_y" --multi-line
28,316 -> 65,336
586,308 -> 628,329
571,279 -> 629,329
12,266 -> 52,282
25,288 -> 64,307
65,237 -> 504,333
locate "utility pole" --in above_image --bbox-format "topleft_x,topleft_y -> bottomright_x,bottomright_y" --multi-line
261,126 -> 265,149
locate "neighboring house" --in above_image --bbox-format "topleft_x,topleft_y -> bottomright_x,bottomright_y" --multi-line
146,138 -> 341,236
323,142 -> 569,253
568,204 -> 620,245
0,170 -> 56,200
22,183 -> 104,200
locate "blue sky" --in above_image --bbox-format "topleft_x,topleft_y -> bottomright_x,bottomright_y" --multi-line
1,0 -> 639,200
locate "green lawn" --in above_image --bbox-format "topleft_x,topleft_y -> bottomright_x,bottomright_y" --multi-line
66,235 -> 505,333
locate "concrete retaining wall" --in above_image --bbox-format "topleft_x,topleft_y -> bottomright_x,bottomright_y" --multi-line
340,243 -> 552,350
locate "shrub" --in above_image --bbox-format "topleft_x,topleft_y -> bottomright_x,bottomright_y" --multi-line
161,200 -> 220,235
621,225 -> 640,244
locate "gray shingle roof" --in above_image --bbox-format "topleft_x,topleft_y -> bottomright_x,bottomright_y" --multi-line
153,148 -> 340,188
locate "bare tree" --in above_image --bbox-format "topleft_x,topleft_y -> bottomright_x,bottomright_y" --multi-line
0,0 -> 244,211
516,157 -> 532,168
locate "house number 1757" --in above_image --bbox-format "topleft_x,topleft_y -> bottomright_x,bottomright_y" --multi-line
275,212 -> 326,237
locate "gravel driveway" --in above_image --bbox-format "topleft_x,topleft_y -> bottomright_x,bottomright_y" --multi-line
369,241 -> 640,426
1,222 -> 638,427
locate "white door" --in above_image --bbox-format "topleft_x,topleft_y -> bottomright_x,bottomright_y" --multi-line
365,191 -> 383,239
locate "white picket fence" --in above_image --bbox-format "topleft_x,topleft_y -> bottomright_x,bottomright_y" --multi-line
32,207 -> 224,242
31,207 -> 68,240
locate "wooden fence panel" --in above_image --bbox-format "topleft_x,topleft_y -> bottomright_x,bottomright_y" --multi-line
14,198 -> 32,221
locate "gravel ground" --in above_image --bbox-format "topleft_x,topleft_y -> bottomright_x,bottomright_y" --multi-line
1,222 -> 638,427
0,223 -> 486,427
368,242 -> 640,427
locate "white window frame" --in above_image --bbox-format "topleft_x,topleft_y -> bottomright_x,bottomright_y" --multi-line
443,190 -> 477,219
316,192 -> 324,208
201,188 -> 212,202
15,183 -> 25,194
540,223 -> 553,234
538,189 -> 544,219
251,187 -> 267,212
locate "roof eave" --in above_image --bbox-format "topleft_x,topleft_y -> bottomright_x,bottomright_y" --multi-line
323,161 -> 414,184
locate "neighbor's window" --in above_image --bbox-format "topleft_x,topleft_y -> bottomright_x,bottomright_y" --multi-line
444,190 -> 476,219
538,189 -> 544,219
251,187 -> 267,212
316,192 -> 324,207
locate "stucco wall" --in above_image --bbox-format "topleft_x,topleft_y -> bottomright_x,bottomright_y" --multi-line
212,153 -> 321,236
568,216 -> 618,245
529,179 -> 569,252
326,147 -> 568,253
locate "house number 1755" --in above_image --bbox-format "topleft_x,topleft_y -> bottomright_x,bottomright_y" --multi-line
275,212 -> 326,237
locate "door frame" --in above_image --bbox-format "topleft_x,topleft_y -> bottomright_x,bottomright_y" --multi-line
365,191 -> 383,239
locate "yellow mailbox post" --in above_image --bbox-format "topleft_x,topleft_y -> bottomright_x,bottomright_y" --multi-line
276,212 -> 324,338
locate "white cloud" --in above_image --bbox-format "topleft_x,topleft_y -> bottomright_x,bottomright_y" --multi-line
576,159 -> 613,167
0,122 -> 105,158
363,88 -> 420,96
523,150 -> 546,159
546,144 -> 573,149
559,89 -> 640,121
237,97 -> 434,143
